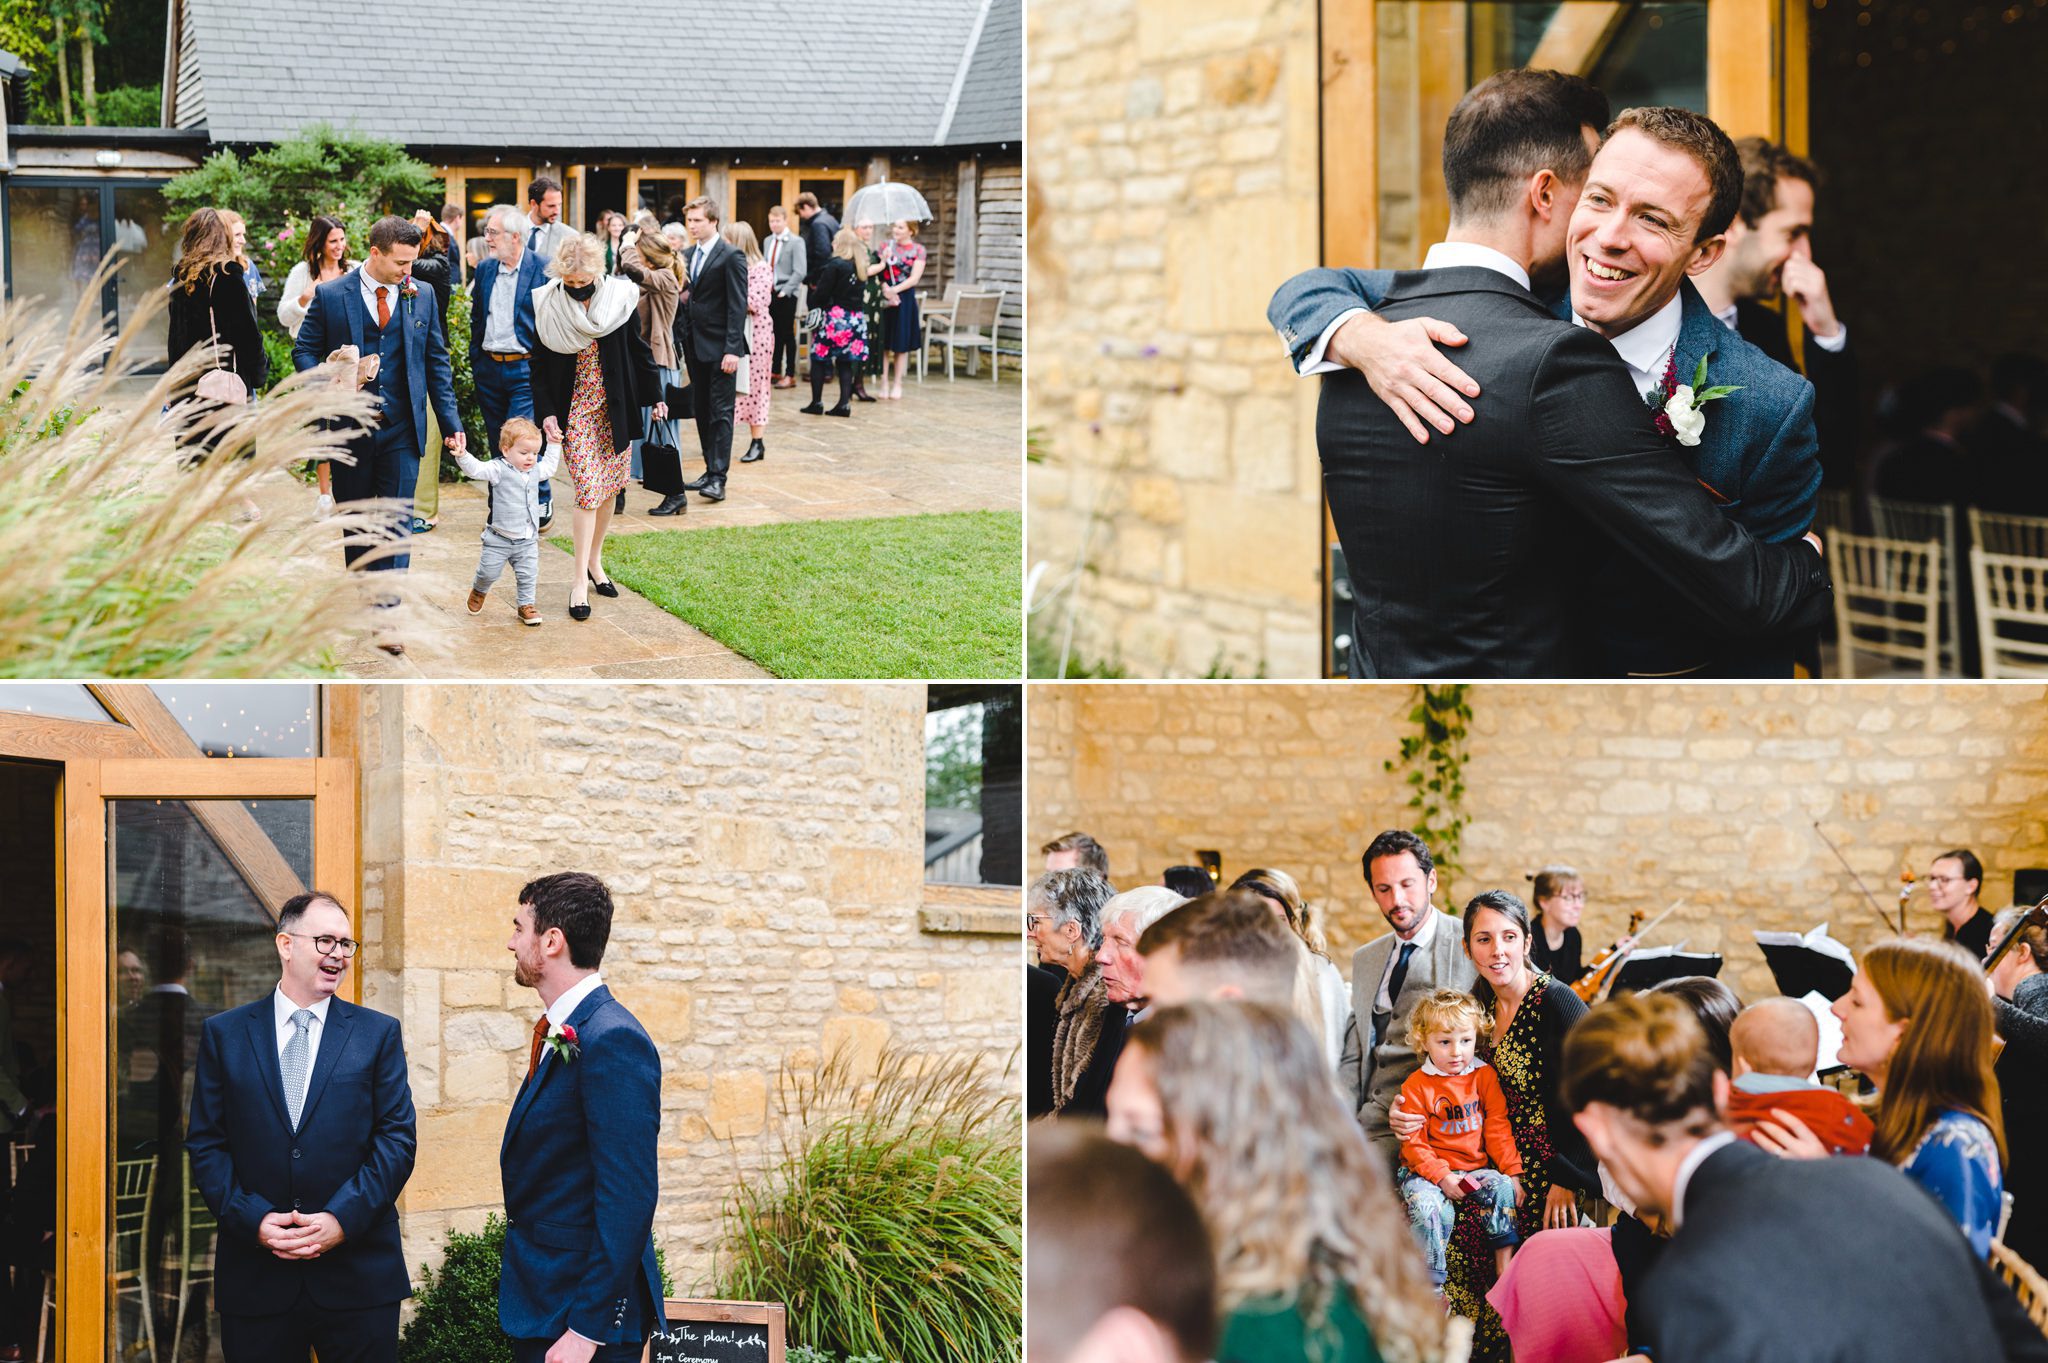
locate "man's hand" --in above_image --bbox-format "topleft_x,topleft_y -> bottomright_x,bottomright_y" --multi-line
545,1328 -> 600,1363
1803,531 -> 1824,558
1781,255 -> 1840,338
542,415 -> 564,443
256,1210 -> 302,1257
720,353 -> 740,375
1386,1092 -> 1425,1139
1328,312 -> 1480,444
280,1211 -> 346,1259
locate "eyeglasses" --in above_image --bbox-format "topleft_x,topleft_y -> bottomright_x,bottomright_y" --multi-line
1925,875 -> 1967,886
1025,915 -> 1051,932
283,932 -> 359,959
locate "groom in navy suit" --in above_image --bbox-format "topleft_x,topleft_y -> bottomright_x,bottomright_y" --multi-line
186,891 -> 417,1363
293,216 -> 464,634
501,872 -> 663,1363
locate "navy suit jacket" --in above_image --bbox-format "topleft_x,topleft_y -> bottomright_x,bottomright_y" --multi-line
470,250 -> 547,364
499,983 -> 663,1345
186,995 -> 417,1316
291,267 -> 461,456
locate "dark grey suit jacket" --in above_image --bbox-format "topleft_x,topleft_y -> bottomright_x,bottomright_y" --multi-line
1337,912 -> 1476,1163
1637,1139 -> 2048,1363
1314,267 -> 1832,678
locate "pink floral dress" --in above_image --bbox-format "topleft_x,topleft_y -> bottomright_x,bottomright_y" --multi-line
563,342 -> 627,508
735,258 -> 774,429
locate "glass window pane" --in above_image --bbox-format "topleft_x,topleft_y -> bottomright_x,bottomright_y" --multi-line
0,683 -> 116,722
109,796 -> 316,1361
467,176 -> 520,245
112,185 -> 178,371
800,178 -> 848,222
1589,4 -> 1708,116
638,179 -> 694,224
6,183 -> 102,327
147,685 -> 320,758
926,688 -> 1022,886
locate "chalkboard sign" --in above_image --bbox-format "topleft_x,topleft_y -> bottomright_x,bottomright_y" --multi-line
648,1298 -> 786,1363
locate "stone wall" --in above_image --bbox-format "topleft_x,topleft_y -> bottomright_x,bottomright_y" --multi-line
355,683 -> 1019,1293
1028,683 -> 2048,1002
1026,0 -> 1325,678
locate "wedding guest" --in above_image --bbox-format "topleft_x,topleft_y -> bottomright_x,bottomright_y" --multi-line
1161,865 -> 1213,898
766,205 -> 806,388
1644,975 -> 1740,1073
850,220 -> 886,402
1755,937 -> 2006,1257
1134,889 -> 1311,1044
1029,868 -> 1123,1118
722,220 -> 774,465
617,223 -> 682,509
406,209 -> 460,535
166,208 -> 267,466
1042,831 -> 1110,878
1485,1226 -> 1628,1363
1989,907 -> 2048,1266
880,219 -> 927,399
278,214 -> 350,515
1562,992 -> 2047,1363
1097,885 -> 1188,1024
1972,353 -> 2048,514
531,232 -> 666,621
439,203 -> 466,286
524,176 -> 572,258
1386,890 -> 1594,1362
599,210 -> 629,275
1529,864 -> 1587,983
1027,961 -> 1062,1119
795,191 -> 840,290
1929,848 -> 1995,959
1108,1002 -> 1441,1363
1027,1124 -> 1217,1363
1724,996 -> 1873,1155
216,209 -> 263,305
800,230 -> 866,418
674,197 -> 748,506
471,205 -> 550,521
454,415 -> 557,626
1231,867 -> 1347,1069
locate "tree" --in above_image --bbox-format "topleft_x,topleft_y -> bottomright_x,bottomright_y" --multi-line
162,124 -> 444,230
44,0 -> 105,125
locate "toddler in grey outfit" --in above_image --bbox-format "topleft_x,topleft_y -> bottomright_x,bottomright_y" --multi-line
456,416 -> 559,625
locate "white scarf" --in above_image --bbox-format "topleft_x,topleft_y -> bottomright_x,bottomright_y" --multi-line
533,275 -> 639,355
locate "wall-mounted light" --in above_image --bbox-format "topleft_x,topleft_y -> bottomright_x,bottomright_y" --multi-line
1196,850 -> 1223,883
96,149 -> 122,168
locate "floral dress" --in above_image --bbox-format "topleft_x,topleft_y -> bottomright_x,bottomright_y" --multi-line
811,260 -> 871,367
735,258 -> 774,429
1902,1108 -> 2004,1258
563,342 -> 626,508
858,244 -> 886,378
1444,972 -> 1575,1363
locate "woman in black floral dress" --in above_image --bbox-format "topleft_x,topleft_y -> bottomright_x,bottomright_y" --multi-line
1391,890 -> 1595,1363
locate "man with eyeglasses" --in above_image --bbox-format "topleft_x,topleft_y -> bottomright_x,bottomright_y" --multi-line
187,891 -> 417,1363
473,204 -> 555,528
1928,848 -> 1996,961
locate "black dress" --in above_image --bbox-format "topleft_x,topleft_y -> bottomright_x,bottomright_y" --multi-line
166,260 -> 268,390
1530,924 -> 1583,983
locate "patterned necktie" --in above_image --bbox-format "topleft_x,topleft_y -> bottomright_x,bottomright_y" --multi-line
376,286 -> 390,329
527,1013 -> 550,1079
282,1009 -> 315,1129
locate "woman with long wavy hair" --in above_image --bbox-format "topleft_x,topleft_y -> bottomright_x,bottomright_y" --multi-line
1106,1000 -> 1442,1363
1756,935 -> 2005,1256
1231,868 -> 1348,1071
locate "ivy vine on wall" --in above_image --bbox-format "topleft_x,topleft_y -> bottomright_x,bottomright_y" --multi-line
1383,685 -> 1473,902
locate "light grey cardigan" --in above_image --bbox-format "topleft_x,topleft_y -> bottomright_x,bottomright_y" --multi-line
453,444 -> 561,540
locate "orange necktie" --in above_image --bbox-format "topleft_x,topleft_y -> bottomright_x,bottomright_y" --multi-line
376,286 -> 390,329
527,1013 -> 549,1078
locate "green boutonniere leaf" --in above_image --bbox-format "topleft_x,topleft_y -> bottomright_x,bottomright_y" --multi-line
1696,384 -> 1744,403
1691,354 -> 1711,390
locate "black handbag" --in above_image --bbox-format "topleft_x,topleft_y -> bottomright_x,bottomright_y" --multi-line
640,415 -> 685,496
664,380 -> 693,420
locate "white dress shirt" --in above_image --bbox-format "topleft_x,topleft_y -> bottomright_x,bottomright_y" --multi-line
542,972 -> 606,1049
1572,290 -> 1684,400
273,987 -> 334,1073
1376,905 -> 1441,1014
358,268 -> 400,330
1669,1129 -> 1738,1231
1298,241 -> 1533,375
1711,299 -> 1847,352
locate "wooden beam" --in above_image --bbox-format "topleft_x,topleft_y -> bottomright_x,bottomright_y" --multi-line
60,758 -> 106,1363
1415,3 -> 1470,257
1318,0 -> 1378,270
315,757 -> 362,1005
1527,2 -> 1630,77
1708,0 -> 1782,140
0,711 -> 154,762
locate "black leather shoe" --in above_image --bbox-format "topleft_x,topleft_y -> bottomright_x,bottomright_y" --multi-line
650,493 -> 689,516
568,599 -> 592,621
800,401 -> 825,415
683,474 -> 712,491
741,439 -> 765,463
587,569 -> 619,598
827,404 -> 852,417
698,480 -> 727,502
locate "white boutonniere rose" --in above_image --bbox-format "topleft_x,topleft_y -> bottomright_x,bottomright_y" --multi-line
1657,355 -> 1743,448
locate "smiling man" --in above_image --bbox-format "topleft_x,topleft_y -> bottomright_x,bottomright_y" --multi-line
1270,76 -> 1829,678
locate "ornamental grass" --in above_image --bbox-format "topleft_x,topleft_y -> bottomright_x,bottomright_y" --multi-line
714,1046 -> 1022,1363
0,262 -> 412,675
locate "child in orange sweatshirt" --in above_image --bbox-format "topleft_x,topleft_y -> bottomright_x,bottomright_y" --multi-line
1396,989 -> 1525,1286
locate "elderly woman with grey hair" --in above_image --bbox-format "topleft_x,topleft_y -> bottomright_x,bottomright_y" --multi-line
1028,868 -> 1123,1119
531,231 -> 666,620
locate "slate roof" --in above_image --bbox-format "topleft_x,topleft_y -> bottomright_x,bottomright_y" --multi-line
174,0 -> 1020,149
939,0 -> 1020,146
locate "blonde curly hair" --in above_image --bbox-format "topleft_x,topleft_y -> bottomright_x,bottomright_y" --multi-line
546,231 -> 608,283
1404,988 -> 1489,1053
1133,1001 -> 1443,1363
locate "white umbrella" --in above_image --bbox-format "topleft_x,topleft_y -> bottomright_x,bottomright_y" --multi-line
845,182 -> 933,226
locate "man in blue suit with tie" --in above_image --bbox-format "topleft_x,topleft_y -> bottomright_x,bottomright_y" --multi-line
501,872 -> 663,1363
186,891 -> 417,1363
293,216 -> 464,653
473,204 -> 556,526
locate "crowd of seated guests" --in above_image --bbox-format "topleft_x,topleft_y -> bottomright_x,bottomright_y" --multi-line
1025,826 -> 2048,1363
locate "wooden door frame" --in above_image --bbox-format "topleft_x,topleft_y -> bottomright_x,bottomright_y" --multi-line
0,687 -> 357,1363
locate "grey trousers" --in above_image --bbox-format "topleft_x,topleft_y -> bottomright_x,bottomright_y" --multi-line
473,527 -> 540,605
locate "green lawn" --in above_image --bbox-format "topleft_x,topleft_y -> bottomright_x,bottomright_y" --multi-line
554,511 -> 1021,678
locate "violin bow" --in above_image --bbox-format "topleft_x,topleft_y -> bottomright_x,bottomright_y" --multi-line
1812,822 -> 1907,934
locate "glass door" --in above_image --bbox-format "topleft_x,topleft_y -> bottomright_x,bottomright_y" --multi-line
59,754 -> 355,1363
2,178 -> 174,369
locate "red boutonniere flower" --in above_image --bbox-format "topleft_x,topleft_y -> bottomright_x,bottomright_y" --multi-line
399,275 -> 419,302
544,1021 -> 580,1065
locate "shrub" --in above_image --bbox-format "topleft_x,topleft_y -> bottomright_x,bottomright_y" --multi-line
714,1047 -> 1021,1363
93,83 -> 161,127
0,263 -> 406,676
